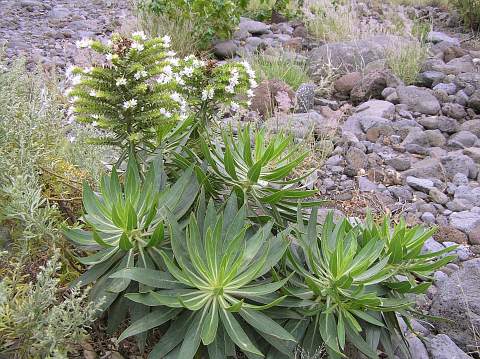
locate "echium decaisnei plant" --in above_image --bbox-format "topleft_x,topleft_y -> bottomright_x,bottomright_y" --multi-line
63,155 -> 199,346
281,210 -> 456,359
201,126 -> 321,226
110,194 -> 297,358
66,32 -> 256,164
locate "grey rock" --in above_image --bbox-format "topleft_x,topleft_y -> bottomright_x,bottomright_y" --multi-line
455,186 -> 480,207
441,153 -> 478,179
430,188 -> 449,205
448,131 -> 478,148
421,212 -> 436,224
397,86 -> 441,115
386,156 -> 411,171
427,31 -> 460,45
468,90 -> 480,113
450,210 -> 480,232
265,111 -> 332,139
389,186 -> 413,201
447,199 -> 473,212
442,103 -> 467,119
426,335 -> 472,359
422,237 -> 445,254
239,18 -> 270,35
346,147 -> 368,171
213,40 -> 238,59
406,176 -> 434,193
418,116 -> 459,134
402,128 -> 446,147
404,157 -> 443,179
453,173 -> 469,186
464,147 -> 480,164
358,177 -> 377,192
460,120 -> 480,137
350,69 -> 402,103
308,35 -> 408,75
419,71 -> 445,87
355,99 -> 395,118
434,82 -> 457,95
429,259 -> 480,352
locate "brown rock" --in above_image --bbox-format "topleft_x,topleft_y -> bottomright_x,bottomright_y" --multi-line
469,224 -> 480,245
433,225 -> 468,244
443,46 -> 468,63
292,24 -> 308,38
350,69 -> 403,104
250,79 -> 295,117
334,72 -> 362,95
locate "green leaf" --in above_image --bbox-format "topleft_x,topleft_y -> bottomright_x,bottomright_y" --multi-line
118,307 -> 180,341
201,299 -> 219,345
110,268 -> 183,288
119,232 -> 134,251
178,306 -> 209,359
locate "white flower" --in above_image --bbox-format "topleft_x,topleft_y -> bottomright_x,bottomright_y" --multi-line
166,50 -> 176,57
230,101 -> 240,112
106,53 -> 113,61
249,78 -> 258,88
132,31 -> 147,40
170,92 -> 183,103
163,65 -> 173,76
247,89 -> 254,98
225,85 -> 235,94
131,42 -> 144,51
84,67 -> 93,74
162,35 -> 171,47
201,88 -> 215,101
92,121 -> 98,127
160,108 -> 172,118
116,77 -> 127,86
89,90 -> 97,97
71,75 -> 82,85
134,70 -> 148,80
65,65 -> 76,79
67,134 -> 76,143
166,57 -> 180,67
156,74 -> 172,84
247,100 -> 252,107
184,55 -> 195,61
182,67 -> 194,77
123,99 -> 138,109
75,37 -> 93,49
174,74 -> 185,86
192,59 -> 205,68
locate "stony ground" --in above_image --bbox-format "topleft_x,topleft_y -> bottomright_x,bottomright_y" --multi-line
0,0 -> 132,69
2,1 -> 480,358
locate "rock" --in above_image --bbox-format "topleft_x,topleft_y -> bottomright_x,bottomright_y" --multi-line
460,120 -> 480,137
308,35 -> 408,75
402,128 -> 446,148
355,99 -> 395,118
450,210 -> 480,232
386,155 -> 411,171
419,71 -> 445,87
239,18 -> 270,35
422,237 -> 445,253
334,72 -> 362,95
427,31 -> 460,45
434,225 -> 468,244
345,147 -> 368,172
434,82 -> 457,95
389,185 -> 413,201
251,79 -> 295,117
426,334 -> 472,359
397,86 -> 441,115
213,40 -> 238,59
295,83 -> 316,112
404,158 -> 443,179
430,188 -> 449,205
421,212 -> 436,224
358,177 -> 377,192
442,103 -> 467,120
406,176 -> 434,193
265,111 -> 333,139
444,46 -> 469,63
455,186 -> 480,207
418,116 -> 459,134
441,153 -> 478,179
469,224 -> 480,244
464,147 -> 480,163
429,259 -> 480,352
448,131 -> 478,148
350,69 -> 402,104
468,90 -> 480,113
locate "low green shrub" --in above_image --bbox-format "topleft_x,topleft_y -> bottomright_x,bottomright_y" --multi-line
451,0 -> 480,30
386,40 -> 429,85
63,33 -> 455,358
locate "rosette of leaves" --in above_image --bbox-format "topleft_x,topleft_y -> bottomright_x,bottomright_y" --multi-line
283,210 -> 455,358
200,126 -> 320,225
111,194 -> 296,358
63,156 -> 199,340
67,32 -> 188,160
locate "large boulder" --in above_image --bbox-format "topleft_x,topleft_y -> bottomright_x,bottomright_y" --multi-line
396,86 -> 441,115
250,79 -> 295,117
425,334 -> 472,359
429,259 -> 480,352
308,35 -> 407,78
239,17 -> 270,35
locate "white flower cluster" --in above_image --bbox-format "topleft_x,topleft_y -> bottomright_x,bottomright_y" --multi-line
75,37 -> 93,49
134,70 -> 148,80
123,99 -> 138,109
201,88 -> 215,101
225,68 -> 239,94
132,31 -> 147,41
116,77 -> 127,86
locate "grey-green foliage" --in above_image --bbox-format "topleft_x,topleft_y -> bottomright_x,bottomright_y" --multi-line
0,250 -> 102,357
